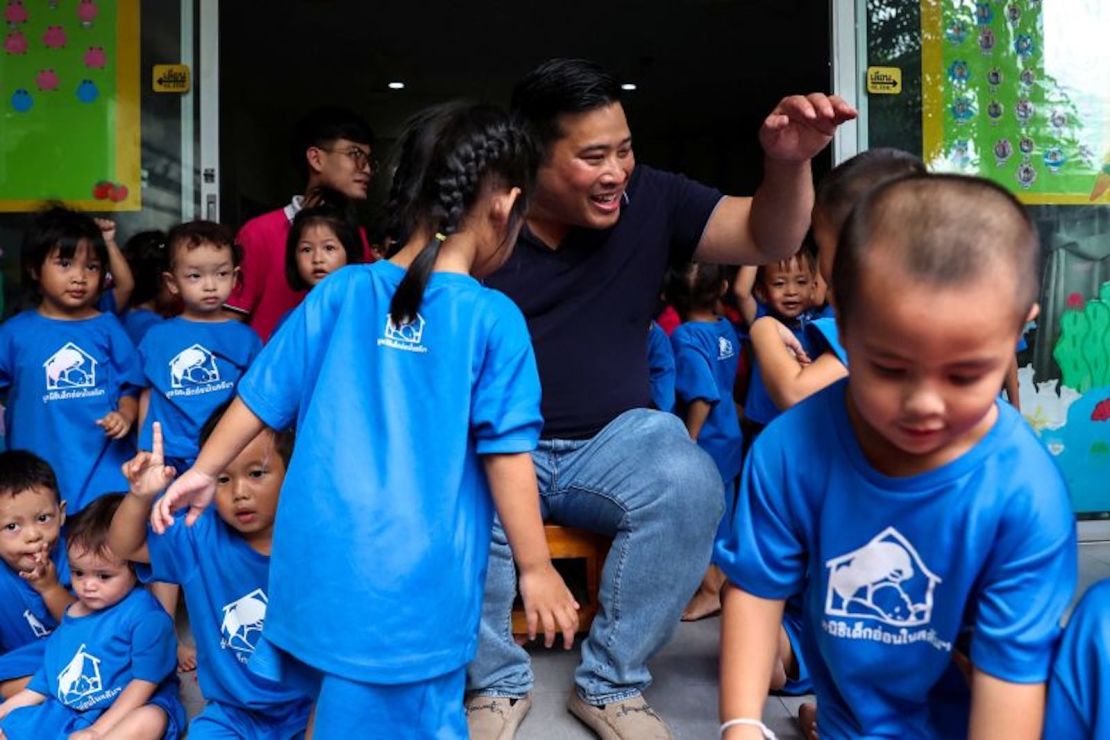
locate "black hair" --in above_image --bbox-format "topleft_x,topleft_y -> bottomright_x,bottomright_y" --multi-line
510,58 -> 622,155
754,246 -> 818,290
122,230 -> 168,308
664,262 -> 725,319
0,450 -> 60,500
200,402 -> 294,467
67,493 -> 124,561
814,148 -> 927,236
20,204 -> 109,303
164,220 -> 241,272
834,173 -> 1040,324
385,101 -> 539,324
285,187 -> 363,291
292,106 -> 375,181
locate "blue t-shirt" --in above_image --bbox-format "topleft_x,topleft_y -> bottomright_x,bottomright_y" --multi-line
138,318 -> 261,460
804,316 -> 847,366
27,588 -> 177,713
137,508 -> 310,713
744,320 -> 814,426
1046,579 -> 1110,739
486,165 -> 723,439
237,261 -> 543,683
121,308 -> 164,348
716,380 -> 1076,739
672,318 -> 742,484
0,311 -> 143,512
647,322 -> 675,413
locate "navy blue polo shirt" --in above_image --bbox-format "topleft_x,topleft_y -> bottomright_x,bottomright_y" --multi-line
486,165 -> 723,439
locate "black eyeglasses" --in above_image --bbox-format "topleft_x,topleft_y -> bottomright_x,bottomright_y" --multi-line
321,146 -> 377,173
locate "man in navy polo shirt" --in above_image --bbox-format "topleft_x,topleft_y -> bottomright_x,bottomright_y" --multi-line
465,58 -> 855,739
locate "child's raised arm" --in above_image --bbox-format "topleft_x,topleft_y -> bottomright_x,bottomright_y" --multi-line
733,266 -> 759,327
111,423 -> 177,564
719,583 -> 785,739
750,316 -> 844,409
482,452 -> 579,650
968,670 -> 1044,740
151,397 -> 264,532
94,217 -> 134,310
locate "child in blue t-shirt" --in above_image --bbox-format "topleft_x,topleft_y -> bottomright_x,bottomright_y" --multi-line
1044,579 -> 1110,739
717,174 -> 1077,740
664,262 -> 741,622
152,102 -> 579,737
742,248 -> 820,436
0,206 -> 144,514
0,451 -> 73,699
120,230 -> 174,347
646,321 -> 675,412
110,415 -> 312,737
138,221 -> 262,474
0,495 -> 185,739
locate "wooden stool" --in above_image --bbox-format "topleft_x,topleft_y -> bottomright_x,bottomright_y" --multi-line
511,525 -> 611,637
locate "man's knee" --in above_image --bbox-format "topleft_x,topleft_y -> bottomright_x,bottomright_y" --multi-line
636,413 -> 725,523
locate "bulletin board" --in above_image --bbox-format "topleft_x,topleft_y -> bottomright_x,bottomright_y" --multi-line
921,0 -> 1110,205
0,0 -> 140,211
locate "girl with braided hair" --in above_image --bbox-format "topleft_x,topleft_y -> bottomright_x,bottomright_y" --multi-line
148,102 -> 580,736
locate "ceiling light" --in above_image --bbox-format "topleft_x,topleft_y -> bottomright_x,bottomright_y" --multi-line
621,83 -> 637,91
387,81 -> 405,90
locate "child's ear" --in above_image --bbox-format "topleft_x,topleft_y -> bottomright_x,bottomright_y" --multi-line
752,283 -> 767,303
57,500 -> 66,529
718,280 -> 729,299
489,187 -> 522,227
1025,302 -> 1040,324
162,271 -> 180,296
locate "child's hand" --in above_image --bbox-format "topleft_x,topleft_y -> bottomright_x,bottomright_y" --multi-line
517,562 -> 580,650
18,542 -> 58,593
92,217 -> 117,246
771,319 -> 812,365
123,422 -> 176,500
96,411 -> 132,439
151,467 -> 217,533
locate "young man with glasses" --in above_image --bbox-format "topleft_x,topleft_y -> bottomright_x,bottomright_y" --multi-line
226,106 -> 375,341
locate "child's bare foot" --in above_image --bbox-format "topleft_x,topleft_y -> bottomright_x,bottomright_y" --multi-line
681,586 -> 722,621
798,702 -> 818,740
177,643 -> 197,672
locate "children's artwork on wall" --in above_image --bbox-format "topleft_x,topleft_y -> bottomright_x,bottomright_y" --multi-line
921,0 -> 1110,205
1021,280 -> 1110,515
0,0 -> 139,211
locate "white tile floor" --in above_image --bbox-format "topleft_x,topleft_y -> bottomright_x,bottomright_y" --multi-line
175,543 -> 1110,738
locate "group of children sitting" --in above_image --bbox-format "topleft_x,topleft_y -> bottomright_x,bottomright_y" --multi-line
0,96 -> 1105,740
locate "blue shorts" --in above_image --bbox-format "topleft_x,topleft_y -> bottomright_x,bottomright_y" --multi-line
188,699 -> 310,739
0,641 -> 46,683
0,681 -> 184,740
250,637 -> 466,739
778,598 -> 813,696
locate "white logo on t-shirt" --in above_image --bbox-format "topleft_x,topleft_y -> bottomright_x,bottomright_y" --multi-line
377,314 -> 428,354
718,336 -> 735,360
43,343 -> 97,390
220,588 -> 267,658
23,609 -> 50,638
825,526 -> 941,628
56,643 -> 103,703
169,344 -> 221,388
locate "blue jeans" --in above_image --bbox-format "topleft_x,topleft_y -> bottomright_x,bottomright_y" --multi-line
466,409 -> 724,704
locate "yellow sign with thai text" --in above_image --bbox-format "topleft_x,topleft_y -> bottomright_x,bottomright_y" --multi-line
152,64 -> 190,93
866,66 -> 902,95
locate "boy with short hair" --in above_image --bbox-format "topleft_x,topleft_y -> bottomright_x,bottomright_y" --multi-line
109,413 -> 312,738
0,451 -> 73,699
227,106 -> 374,341
717,174 -> 1077,739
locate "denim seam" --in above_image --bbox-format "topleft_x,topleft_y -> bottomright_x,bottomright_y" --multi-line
578,687 -> 643,705
470,688 -> 528,701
